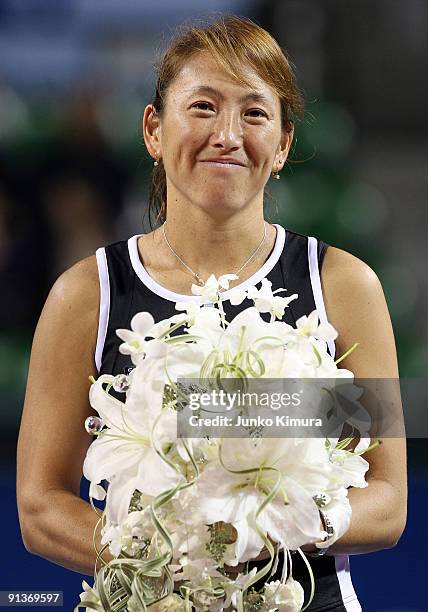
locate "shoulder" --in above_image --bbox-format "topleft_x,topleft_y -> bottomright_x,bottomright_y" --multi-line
48,255 -> 99,312
321,245 -> 382,300
37,255 -> 100,346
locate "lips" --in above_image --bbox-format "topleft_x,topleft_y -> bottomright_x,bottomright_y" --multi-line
199,158 -> 245,167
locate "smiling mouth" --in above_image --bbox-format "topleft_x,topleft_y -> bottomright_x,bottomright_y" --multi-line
199,161 -> 245,169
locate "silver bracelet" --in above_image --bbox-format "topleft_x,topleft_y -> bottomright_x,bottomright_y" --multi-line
306,510 -> 335,557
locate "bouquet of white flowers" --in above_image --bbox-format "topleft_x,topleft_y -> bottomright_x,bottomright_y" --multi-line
76,275 -> 374,612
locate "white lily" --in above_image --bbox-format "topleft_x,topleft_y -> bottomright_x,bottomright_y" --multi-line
83,375 -> 184,524
174,300 -> 202,324
212,307 -> 293,377
172,556 -> 224,585
117,312 -> 169,365
126,342 -> 207,413
169,488 -> 213,559
89,482 -> 106,501
195,438 -> 327,563
230,278 -> 298,321
328,442 -> 370,489
279,323 -> 346,377
181,307 -> 224,355
191,273 -> 239,304
101,509 -> 154,557
264,577 -> 305,612
78,580 -> 101,608
296,310 -> 337,342
223,567 -> 258,609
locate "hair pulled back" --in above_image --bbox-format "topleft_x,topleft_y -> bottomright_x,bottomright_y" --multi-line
148,15 -> 304,227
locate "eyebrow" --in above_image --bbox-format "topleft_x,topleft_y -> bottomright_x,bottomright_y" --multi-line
184,85 -> 273,107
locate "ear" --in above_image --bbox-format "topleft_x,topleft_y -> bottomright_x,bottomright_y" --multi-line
142,104 -> 162,161
273,120 -> 294,173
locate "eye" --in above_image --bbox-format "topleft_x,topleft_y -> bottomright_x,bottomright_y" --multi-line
245,108 -> 268,119
191,101 -> 215,112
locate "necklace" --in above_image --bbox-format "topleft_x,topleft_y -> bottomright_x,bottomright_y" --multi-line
162,221 -> 267,286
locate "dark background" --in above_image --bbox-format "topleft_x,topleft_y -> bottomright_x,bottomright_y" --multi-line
0,1 -> 427,610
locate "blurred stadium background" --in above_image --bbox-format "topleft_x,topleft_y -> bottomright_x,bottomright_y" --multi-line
0,0 -> 427,610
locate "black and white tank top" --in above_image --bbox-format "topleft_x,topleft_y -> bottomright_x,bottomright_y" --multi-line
94,224 -> 362,612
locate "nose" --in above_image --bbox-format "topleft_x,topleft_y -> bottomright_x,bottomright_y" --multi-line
210,108 -> 243,151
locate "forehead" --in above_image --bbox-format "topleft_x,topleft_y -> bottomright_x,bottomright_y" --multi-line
168,51 -> 279,106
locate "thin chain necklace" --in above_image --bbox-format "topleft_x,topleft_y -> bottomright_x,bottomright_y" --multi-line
162,221 -> 267,286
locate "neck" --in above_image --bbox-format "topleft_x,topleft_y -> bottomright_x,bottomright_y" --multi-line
159,207 -> 274,281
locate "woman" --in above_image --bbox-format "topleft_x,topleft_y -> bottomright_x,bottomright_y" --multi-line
17,16 -> 407,611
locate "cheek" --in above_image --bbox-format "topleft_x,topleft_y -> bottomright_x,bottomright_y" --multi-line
164,122 -> 206,165
249,147 -> 276,175
245,129 -> 279,168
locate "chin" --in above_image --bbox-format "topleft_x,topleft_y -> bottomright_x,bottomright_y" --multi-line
192,189 -> 251,217
199,198 -> 247,219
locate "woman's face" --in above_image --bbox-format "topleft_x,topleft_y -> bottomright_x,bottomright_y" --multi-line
144,51 -> 292,218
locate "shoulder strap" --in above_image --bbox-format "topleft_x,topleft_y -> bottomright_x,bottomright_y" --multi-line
95,239 -> 138,374
95,247 -> 110,372
308,237 -> 336,359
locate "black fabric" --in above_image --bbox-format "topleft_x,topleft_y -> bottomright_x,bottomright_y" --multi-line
318,237 -> 329,270
98,227 -> 349,610
100,228 -> 330,377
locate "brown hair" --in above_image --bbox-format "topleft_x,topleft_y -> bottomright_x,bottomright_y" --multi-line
147,15 -> 304,227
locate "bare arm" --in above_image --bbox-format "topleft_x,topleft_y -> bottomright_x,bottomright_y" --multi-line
16,255 -> 111,574
318,246 -> 407,554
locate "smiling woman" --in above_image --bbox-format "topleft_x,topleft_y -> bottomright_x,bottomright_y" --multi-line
144,52 -> 291,231
139,50 -> 291,289
16,15 -> 406,612
146,16 -> 303,237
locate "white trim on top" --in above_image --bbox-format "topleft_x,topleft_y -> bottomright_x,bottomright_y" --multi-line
128,224 -> 286,303
95,247 -> 110,373
334,555 -> 362,611
307,236 -> 336,359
